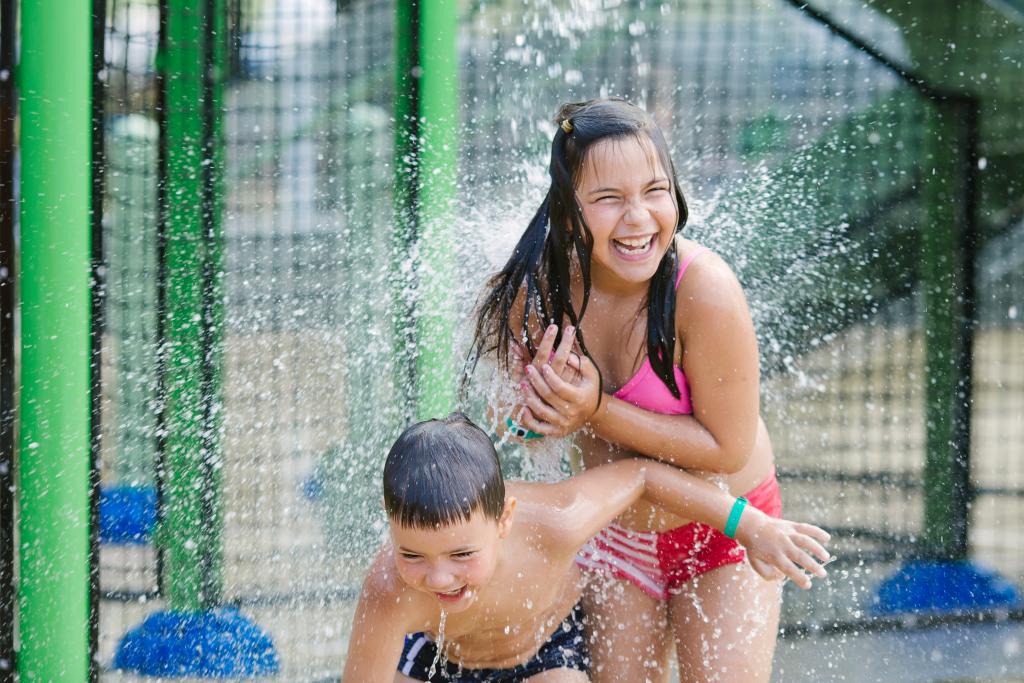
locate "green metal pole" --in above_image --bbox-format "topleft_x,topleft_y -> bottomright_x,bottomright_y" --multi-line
415,0 -> 459,420
920,102 -> 970,560
392,0 -> 419,423
0,0 -> 19,678
156,0 -> 226,612
18,0 -> 93,678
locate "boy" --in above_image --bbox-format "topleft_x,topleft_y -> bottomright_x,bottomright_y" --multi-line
343,414 -> 831,682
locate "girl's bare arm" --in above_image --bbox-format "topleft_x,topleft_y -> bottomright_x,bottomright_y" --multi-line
521,254 -> 760,474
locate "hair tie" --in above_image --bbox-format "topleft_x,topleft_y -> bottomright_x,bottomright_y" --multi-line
560,118 -> 573,134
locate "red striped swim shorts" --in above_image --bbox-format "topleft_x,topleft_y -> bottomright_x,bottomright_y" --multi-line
575,469 -> 783,600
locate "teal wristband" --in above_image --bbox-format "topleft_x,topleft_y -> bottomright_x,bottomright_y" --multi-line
723,497 -> 748,539
506,417 -> 544,440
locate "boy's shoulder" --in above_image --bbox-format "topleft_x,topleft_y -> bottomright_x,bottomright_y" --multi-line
506,481 -> 585,553
359,544 -> 430,622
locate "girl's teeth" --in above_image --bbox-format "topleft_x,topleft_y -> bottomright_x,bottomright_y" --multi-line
614,236 -> 653,252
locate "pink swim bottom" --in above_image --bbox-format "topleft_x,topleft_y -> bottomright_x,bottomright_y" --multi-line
576,469 -> 783,600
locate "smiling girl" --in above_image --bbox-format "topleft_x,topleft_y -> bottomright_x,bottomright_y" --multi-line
470,98 -> 786,682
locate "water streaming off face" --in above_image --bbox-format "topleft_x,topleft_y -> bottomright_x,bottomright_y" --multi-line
426,609 -> 448,680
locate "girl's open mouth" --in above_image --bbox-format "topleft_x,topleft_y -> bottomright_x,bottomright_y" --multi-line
612,234 -> 655,259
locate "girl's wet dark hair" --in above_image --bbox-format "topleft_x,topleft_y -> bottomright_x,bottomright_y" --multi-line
383,413 -> 506,529
469,98 -> 689,398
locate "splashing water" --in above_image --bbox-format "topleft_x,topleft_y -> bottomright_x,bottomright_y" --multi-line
93,0 -> 1011,678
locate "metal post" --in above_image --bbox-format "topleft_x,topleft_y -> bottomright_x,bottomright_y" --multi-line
413,0 -> 458,420
156,0 -> 225,612
113,1 -> 274,675
392,0 -> 420,423
393,0 -> 459,421
0,0 -> 16,678
951,98 -> 981,555
920,100 -> 974,560
89,0 -> 108,678
18,0 -> 93,678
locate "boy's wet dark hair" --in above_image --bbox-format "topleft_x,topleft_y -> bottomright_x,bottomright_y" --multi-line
470,97 -> 690,399
383,413 -> 506,529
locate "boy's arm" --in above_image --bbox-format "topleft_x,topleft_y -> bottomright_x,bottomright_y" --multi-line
546,458 -> 832,587
342,564 -> 418,682
545,459 -> 728,544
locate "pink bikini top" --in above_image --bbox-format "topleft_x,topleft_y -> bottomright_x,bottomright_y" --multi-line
611,248 -> 709,416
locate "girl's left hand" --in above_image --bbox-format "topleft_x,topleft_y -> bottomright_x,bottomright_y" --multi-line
736,511 -> 832,590
518,325 -> 602,437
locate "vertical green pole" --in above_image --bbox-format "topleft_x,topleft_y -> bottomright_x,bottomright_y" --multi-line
393,0 -> 420,423
157,0 -> 225,612
920,102 -> 970,560
0,0 -> 20,679
18,0 -> 92,679
415,0 -> 459,420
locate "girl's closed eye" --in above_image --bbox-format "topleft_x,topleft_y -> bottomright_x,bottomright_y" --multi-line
452,551 -> 477,560
399,552 -> 423,562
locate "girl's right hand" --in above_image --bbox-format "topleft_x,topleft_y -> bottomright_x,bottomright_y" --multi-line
517,325 -> 602,437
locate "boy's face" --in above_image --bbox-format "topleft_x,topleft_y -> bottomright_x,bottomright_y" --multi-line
389,499 -> 515,614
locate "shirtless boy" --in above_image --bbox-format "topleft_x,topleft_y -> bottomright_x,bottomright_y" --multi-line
342,414 -> 831,682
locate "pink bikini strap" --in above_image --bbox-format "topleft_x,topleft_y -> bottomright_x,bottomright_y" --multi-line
674,247 -> 710,289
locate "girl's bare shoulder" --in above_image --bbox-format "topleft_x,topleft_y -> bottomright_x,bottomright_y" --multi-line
673,239 -> 748,318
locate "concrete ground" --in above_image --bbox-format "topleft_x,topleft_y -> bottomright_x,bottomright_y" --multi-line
773,621 -> 1024,683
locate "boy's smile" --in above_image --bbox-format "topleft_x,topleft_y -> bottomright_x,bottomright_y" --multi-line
435,585 -> 472,605
389,503 -> 516,613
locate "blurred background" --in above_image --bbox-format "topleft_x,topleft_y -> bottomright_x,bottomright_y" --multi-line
3,0 -> 1023,681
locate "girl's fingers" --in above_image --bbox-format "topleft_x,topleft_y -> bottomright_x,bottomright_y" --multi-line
517,403 -> 558,436
795,523 -> 831,545
749,557 -> 784,582
532,325 -> 558,373
574,350 -> 601,381
792,533 -> 831,564
549,326 -> 575,375
520,383 -> 566,426
778,556 -> 812,589
560,353 -> 584,384
539,364 -> 580,402
786,545 -> 827,579
524,366 -> 569,412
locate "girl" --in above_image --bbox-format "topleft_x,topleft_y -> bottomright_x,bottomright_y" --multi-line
470,98 -> 787,682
